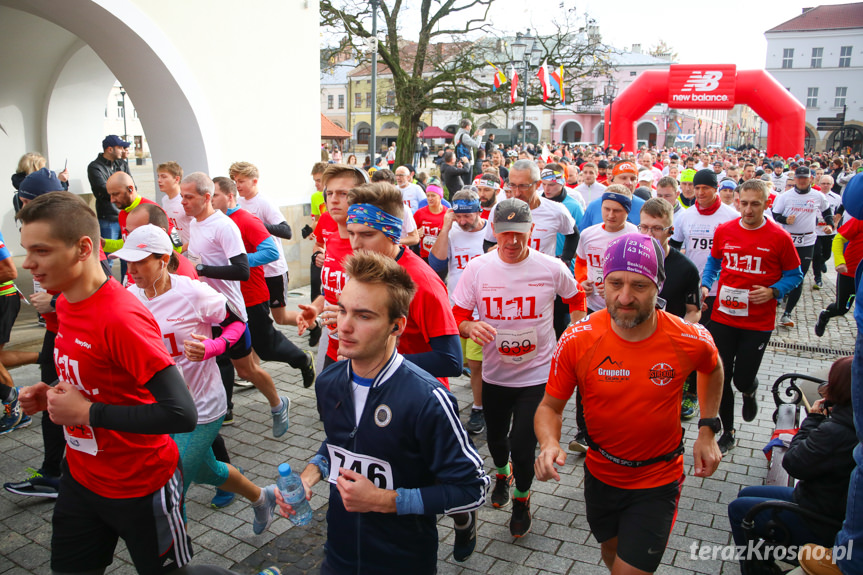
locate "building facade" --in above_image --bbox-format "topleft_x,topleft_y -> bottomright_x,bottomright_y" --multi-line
765,3 -> 863,153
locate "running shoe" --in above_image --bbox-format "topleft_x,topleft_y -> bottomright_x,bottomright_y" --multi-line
3,468 -> 59,498
257,568 -> 281,575
491,470 -> 513,508
780,312 -> 794,327
717,430 -> 736,454
234,377 -> 254,389
742,391 -> 759,422
510,494 -> 532,538
308,320 -> 323,348
680,394 -> 698,420
272,396 -> 291,438
301,351 -> 316,389
252,485 -> 278,534
211,488 -> 236,509
452,510 -> 477,562
222,409 -> 234,426
0,390 -> 27,434
568,432 -> 588,454
813,279 -> 823,290
462,366 -> 471,377
815,310 -> 829,337
465,409 -> 485,435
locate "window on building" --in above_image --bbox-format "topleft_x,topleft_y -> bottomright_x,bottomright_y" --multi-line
782,48 -> 794,69
840,46 -> 852,68
806,87 -> 819,108
355,93 -> 361,108
811,47 -> 823,68
629,71 -> 636,76
327,95 -> 333,109
338,95 -> 345,109
386,90 -> 395,107
366,92 -> 372,108
357,127 -> 370,145
835,86 -> 847,108
581,87 -> 594,103
117,101 -> 125,118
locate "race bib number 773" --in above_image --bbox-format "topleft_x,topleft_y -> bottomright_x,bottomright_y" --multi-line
327,445 -> 394,489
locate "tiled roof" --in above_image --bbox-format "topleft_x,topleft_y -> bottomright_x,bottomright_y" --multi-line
767,3 -> 863,32
321,114 -> 351,139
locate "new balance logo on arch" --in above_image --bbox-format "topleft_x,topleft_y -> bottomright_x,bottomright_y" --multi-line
681,71 -> 723,92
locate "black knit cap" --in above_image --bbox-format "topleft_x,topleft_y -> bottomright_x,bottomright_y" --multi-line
693,169 -> 717,189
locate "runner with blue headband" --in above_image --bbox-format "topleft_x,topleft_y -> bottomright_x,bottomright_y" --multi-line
346,203 -> 403,244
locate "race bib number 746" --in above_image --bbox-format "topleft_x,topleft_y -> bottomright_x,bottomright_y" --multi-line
327,445 -> 394,489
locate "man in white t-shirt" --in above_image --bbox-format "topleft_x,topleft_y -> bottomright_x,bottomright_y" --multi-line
772,166 -> 834,327
575,186 -> 639,313
181,172 -> 290,436
157,161 -> 191,246
428,189 -> 488,436
230,161 -> 294,326
452,198 -> 586,539
395,165 -> 427,214
483,160 -> 577,261
575,162 -> 606,206
669,169 -> 739,325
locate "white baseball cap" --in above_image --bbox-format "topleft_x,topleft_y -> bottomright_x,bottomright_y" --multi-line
111,224 -> 174,262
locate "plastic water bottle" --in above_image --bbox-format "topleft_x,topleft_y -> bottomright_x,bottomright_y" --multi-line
277,463 -> 312,526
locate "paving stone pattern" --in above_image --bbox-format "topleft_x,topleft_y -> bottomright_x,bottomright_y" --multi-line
1,274 -> 855,574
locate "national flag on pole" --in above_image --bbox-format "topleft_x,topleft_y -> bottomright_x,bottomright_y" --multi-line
736,122 -> 741,131
487,60 -> 507,92
540,144 -> 551,163
536,59 -> 552,102
549,64 -> 565,104
675,118 -> 682,131
510,67 -> 519,104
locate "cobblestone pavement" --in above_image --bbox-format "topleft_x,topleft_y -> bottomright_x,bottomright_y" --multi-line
1,271 -> 856,575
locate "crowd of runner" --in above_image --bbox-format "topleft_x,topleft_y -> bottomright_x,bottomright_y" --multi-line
0,130 -> 862,574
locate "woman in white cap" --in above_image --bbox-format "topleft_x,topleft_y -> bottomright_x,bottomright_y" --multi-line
114,225 -> 279,534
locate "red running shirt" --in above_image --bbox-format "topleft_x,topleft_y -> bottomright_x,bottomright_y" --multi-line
228,208 -> 273,307
413,207 -> 446,259
54,279 -> 177,498
547,310 -> 718,489
837,218 -> 863,277
709,218 -> 800,332
322,233 -> 354,361
314,212 -> 340,248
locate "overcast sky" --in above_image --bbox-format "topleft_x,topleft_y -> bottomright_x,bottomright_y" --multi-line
372,0 -> 851,70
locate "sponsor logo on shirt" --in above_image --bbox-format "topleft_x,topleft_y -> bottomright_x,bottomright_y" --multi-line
593,356 -> 630,380
374,404 -> 392,427
166,317 -> 185,322
649,363 -> 675,386
75,338 -> 91,349
528,283 -> 545,287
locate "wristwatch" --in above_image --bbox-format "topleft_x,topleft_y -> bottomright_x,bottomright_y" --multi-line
698,417 -> 722,434
196,264 -> 205,274
771,287 -> 780,300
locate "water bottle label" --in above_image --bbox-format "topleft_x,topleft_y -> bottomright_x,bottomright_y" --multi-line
284,485 -> 305,504
326,445 -> 393,489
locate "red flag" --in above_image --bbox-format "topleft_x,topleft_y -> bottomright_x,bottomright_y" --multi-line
510,67 -> 519,104
536,59 -> 551,102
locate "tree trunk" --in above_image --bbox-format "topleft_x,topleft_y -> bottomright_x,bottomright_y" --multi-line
396,114 -> 421,168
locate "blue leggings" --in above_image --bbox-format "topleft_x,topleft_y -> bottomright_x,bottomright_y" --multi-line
171,417 -> 230,496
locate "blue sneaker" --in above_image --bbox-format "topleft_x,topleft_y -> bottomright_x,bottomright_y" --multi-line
252,485 -> 278,534
211,488 -> 235,509
257,568 -> 281,575
272,397 -> 291,438
0,391 -> 30,435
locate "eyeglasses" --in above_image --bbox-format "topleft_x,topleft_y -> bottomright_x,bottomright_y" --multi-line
637,224 -> 672,234
509,182 -> 537,192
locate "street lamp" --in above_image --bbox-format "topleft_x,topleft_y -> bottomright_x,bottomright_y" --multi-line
603,79 -> 617,148
510,31 -> 541,147
119,87 -> 128,142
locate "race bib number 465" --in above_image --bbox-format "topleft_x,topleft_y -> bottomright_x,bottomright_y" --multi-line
327,445 -> 394,489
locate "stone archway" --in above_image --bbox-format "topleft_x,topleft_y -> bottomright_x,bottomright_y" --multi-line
560,121 -> 583,143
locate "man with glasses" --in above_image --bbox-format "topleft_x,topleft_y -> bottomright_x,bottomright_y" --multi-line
812,174 -> 842,290
639,198 -> 703,419
483,160 -> 577,263
395,165 -> 426,215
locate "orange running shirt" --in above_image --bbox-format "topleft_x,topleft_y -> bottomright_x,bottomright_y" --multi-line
546,309 -> 718,489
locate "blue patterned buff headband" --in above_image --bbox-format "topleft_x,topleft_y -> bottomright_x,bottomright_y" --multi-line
347,203 -> 403,244
453,199 -> 482,213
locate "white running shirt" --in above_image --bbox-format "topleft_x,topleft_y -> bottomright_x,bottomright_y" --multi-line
576,222 -> 638,311
772,189 -> 830,247
187,210 -> 248,321
575,182 -> 607,206
672,202 -> 739,295
129,274 -> 228,424
239,193 -> 289,278
161,193 -> 192,246
452,249 -> 580,387
484,196 -> 575,257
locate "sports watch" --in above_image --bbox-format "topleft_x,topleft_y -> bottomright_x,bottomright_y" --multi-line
698,417 -> 722,434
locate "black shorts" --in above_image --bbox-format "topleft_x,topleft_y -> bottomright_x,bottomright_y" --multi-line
584,466 -> 684,573
0,293 -> 21,345
265,272 -> 289,308
52,465 -> 192,574
214,323 -> 252,360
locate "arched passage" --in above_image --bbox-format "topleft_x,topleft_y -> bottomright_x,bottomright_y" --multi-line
636,122 -> 658,147
604,66 -> 804,157
560,121 -> 583,143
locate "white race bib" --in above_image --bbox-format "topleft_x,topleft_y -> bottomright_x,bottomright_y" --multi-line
494,327 -> 538,365
790,233 -> 807,246
718,285 -> 749,317
64,424 -> 98,456
326,445 -> 394,490
422,234 -> 436,252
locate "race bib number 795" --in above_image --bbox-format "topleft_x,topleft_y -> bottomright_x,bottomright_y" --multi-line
327,445 -> 394,489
